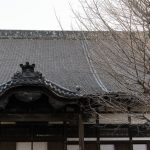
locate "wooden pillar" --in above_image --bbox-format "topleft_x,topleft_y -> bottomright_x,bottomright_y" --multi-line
96,114 -> 100,150
128,113 -> 133,150
79,113 -> 84,150
31,142 -> 33,150
147,143 -> 150,150
63,121 -> 67,150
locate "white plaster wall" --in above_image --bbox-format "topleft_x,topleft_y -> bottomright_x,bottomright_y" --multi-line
16,142 -> 31,150
133,137 -> 150,140
98,113 -> 150,124
99,113 -> 128,124
100,144 -> 115,150
133,144 -> 147,150
67,145 -> 79,150
100,138 -> 129,141
33,142 -> 47,150
16,142 -> 47,150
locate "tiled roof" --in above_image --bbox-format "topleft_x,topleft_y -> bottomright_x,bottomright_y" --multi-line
0,30 -> 119,94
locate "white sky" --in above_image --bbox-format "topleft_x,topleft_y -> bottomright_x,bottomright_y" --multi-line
0,0 -> 81,30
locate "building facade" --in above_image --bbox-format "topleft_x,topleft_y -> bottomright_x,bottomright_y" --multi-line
0,30 -> 149,150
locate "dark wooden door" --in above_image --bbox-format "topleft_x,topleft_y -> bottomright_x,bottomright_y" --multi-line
85,143 -> 97,150
115,143 -> 130,150
0,142 -> 16,150
48,142 -> 64,150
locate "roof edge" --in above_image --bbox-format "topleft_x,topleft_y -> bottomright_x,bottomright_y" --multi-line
0,30 -> 112,40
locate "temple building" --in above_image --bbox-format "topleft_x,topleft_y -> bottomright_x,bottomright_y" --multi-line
0,30 -> 149,150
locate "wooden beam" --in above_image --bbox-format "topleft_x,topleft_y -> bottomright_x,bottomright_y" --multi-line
0,113 -> 78,122
79,113 -> 84,150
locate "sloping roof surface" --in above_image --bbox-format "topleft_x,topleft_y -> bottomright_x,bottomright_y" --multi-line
0,30 -> 118,94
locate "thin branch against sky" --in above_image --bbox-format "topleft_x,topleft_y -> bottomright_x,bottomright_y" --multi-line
0,0 -> 80,30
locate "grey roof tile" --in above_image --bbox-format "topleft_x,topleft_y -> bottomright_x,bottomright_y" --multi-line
0,30 -> 122,94
0,38 -> 102,94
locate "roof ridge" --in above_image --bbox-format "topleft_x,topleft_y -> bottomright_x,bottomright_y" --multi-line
0,30 -> 111,40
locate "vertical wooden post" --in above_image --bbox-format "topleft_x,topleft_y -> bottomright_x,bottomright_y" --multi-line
63,121 -> 67,150
79,113 -> 84,150
31,142 -> 33,150
128,110 -> 133,150
96,114 -> 100,150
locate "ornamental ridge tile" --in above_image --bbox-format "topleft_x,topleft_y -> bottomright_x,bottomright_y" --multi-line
0,62 -> 82,99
